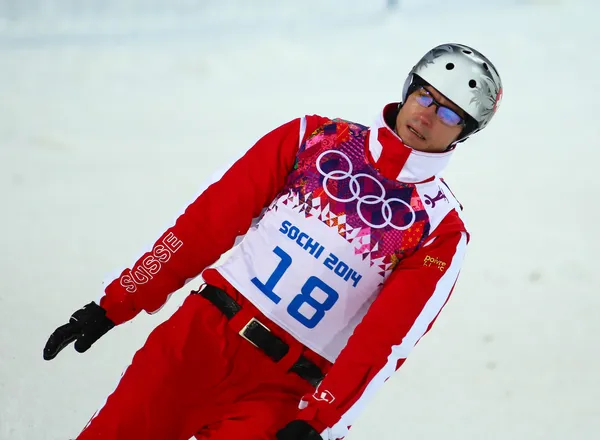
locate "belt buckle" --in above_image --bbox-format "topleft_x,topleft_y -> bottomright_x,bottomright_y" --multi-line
239,317 -> 270,347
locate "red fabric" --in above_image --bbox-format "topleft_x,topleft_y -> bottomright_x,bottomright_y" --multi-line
100,115 -> 328,325
94,110 -> 469,438
295,220 -> 467,431
77,294 -> 316,440
371,128 -> 412,179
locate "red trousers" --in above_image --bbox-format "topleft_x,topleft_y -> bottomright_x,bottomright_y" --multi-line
77,287 -> 329,440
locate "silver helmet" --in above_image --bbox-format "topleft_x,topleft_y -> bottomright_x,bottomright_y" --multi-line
402,43 -> 503,143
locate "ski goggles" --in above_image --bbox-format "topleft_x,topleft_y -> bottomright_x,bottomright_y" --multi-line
414,87 -> 465,127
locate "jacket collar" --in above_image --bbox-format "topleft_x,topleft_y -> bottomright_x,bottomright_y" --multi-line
368,103 -> 454,183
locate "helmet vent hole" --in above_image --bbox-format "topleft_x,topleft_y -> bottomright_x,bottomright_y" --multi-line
446,63 -> 455,70
463,50 -> 472,54
469,80 -> 477,88
483,62 -> 489,70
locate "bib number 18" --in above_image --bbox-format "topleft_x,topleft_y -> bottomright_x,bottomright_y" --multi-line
251,246 -> 339,329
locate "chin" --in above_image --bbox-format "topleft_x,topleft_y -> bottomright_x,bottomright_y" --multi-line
405,134 -> 428,151
397,126 -> 425,150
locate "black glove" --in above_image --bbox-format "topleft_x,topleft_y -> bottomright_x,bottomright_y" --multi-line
276,420 -> 323,440
43,301 -> 115,360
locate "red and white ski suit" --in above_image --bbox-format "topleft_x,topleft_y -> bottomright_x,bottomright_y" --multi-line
78,104 -> 469,440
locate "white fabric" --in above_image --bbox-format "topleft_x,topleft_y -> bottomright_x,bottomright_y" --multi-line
299,116 -> 308,148
416,177 -> 465,233
367,124 -> 383,162
216,195 -> 385,362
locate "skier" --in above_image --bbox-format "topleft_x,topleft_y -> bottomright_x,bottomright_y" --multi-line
44,43 -> 503,440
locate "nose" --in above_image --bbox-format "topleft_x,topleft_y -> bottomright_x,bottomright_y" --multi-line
417,105 -> 437,127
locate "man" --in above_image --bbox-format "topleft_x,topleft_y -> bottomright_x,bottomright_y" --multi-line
44,43 -> 503,440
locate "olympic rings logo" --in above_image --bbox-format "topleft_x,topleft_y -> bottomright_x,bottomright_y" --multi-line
316,150 -> 416,231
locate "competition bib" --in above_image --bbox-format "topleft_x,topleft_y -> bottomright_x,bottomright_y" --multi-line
216,195 -> 384,362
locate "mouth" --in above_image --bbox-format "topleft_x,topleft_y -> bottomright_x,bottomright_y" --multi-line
407,125 -> 426,141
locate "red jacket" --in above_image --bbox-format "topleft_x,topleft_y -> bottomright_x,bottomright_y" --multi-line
99,105 -> 469,439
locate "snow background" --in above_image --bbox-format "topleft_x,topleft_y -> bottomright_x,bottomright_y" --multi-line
1,0 -> 599,439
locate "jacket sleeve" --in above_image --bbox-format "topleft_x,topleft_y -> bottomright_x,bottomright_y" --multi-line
98,115 -> 327,325
295,214 -> 470,440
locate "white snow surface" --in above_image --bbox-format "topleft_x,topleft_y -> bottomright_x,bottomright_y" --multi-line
1,1 -> 600,439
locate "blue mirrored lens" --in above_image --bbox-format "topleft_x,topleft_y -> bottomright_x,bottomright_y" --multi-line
415,94 -> 433,107
437,107 -> 462,126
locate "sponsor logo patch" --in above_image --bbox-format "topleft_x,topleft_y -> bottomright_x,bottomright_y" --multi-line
424,255 -> 447,272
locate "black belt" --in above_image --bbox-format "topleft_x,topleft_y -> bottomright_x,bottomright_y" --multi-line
194,285 -> 324,387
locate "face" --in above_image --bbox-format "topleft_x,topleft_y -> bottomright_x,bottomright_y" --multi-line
395,85 -> 465,153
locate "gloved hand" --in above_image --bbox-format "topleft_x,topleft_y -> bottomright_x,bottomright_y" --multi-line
276,420 -> 323,440
43,302 -> 115,360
